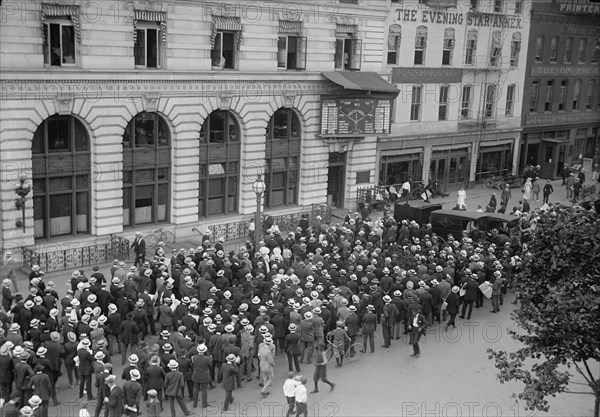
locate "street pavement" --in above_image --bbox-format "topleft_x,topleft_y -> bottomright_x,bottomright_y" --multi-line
11,178 -> 596,417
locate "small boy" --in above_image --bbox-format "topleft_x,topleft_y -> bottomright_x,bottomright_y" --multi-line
79,401 -> 91,417
146,390 -> 161,417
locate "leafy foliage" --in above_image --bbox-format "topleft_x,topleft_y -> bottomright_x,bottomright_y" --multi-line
488,204 -> 600,416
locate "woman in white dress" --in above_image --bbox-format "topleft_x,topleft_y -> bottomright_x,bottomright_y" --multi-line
523,178 -> 533,201
457,186 -> 467,209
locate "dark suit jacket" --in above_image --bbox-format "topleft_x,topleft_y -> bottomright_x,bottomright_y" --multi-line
220,362 -> 240,392
108,385 -> 125,417
31,372 -> 52,401
43,341 -> 65,371
344,313 -> 360,337
123,380 -> 142,407
163,370 -> 186,397
283,333 -> 300,355
191,354 -> 212,384
120,320 -> 139,345
446,292 -> 460,315
132,238 -> 146,256
464,280 -> 479,301
361,312 -> 377,335
77,349 -> 94,376
145,365 -> 166,390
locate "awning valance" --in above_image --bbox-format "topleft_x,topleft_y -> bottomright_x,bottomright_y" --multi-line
492,31 -> 502,48
336,24 -> 357,37
388,24 -> 402,50
133,10 -> 167,44
41,3 -> 81,43
444,28 -> 456,48
322,71 -> 399,94
211,16 -> 243,50
416,26 -> 428,48
512,32 -> 522,51
279,20 -> 303,35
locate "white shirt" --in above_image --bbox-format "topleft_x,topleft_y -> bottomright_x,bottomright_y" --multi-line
401,181 -> 411,192
283,378 -> 300,397
294,383 -> 308,403
79,409 -> 91,417
412,315 -> 420,328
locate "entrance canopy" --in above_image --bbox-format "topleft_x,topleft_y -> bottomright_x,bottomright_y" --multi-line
322,72 -> 399,94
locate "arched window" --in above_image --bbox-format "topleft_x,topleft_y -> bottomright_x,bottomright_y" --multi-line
387,24 -> 401,65
265,108 -> 300,208
199,110 -> 240,217
122,112 -> 171,226
32,115 -> 90,239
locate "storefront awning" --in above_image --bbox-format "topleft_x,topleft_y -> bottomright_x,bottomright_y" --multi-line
542,138 -> 570,143
322,72 -> 399,94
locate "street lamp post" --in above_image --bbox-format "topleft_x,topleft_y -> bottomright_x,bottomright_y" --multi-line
251,175 -> 266,254
14,173 -> 32,232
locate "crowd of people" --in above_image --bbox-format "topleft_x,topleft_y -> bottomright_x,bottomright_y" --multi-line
0,205 -> 536,416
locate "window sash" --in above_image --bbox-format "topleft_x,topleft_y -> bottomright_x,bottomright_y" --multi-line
410,86 -> 422,121
134,27 -> 161,68
505,85 -> 515,116
461,86 -> 471,119
44,22 -> 77,66
278,35 -> 307,70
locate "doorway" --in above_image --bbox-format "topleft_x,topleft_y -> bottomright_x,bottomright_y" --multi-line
429,149 -> 469,192
327,152 -> 346,208
540,142 -> 556,178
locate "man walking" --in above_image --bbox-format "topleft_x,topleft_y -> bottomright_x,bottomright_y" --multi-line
131,232 -> 146,268
164,359 -> 192,417
258,335 -> 275,397
380,295 -> 398,348
361,305 -> 377,353
191,344 -> 212,409
409,306 -> 429,358
500,184 -> 511,213
220,354 -> 240,411
542,179 -> 554,204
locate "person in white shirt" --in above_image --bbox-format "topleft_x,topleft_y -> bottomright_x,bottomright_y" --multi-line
283,372 -> 300,417
294,376 -> 308,417
401,180 -> 411,205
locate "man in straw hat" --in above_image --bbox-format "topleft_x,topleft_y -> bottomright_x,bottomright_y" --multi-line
220,353 -> 240,411
191,344 -> 211,409
164,359 -> 192,416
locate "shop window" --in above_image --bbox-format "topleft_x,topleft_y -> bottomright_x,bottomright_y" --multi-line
529,80 -> 539,113
32,115 -> 90,239
535,36 -> 544,62
278,34 -> 307,70
442,28 -> 455,66
387,24 -> 402,65
549,36 -> 558,63
573,79 -> 582,110
122,112 -> 170,227
134,24 -> 162,68
438,86 -> 449,121
465,30 -> 477,65
199,111 -> 240,217
505,84 -> 515,116
558,80 -> 568,111
410,85 -> 422,121
414,26 -> 427,65
461,85 -> 472,119
484,84 -> 496,118
578,38 -> 587,63
586,79 -> 595,110
544,80 -> 554,112
564,37 -> 573,63
265,108 -> 300,208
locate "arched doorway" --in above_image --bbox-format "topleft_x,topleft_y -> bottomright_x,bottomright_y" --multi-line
198,110 -> 241,217
32,115 -> 90,238
265,108 -> 300,208
122,112 -> 171,226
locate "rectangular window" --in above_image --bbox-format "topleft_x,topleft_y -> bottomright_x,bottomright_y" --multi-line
134,26 -> 161,68
387,29 -> 401,65
461,85 -> 472,119
438,86 -> 449,121
535,36 -> 544,62
505,84 -> 515,116
212,31 -> 236,69
514,0 -> 522,14
564,37 -> 573,63
494,0 -> 503,13
43,22 -> 76,66
592,39 -> 599,63
544,80 -> 554,112
529,80 -> 540,113
278,35 -> 307,70
489,46 -> 501,66
465,38 -> 476,65
442,33 -> 454,66
558,80 -> 567,111
410,85 -> 422,121
335,38 -> 362,70
414,32 -> 427,65
549,37 -> 558,63
510,39 -> 520,66
573,79 -> 581,110
578,38 -> 587,63
470,0 -> 478,10
586,79 -> 595,109
485,84 -> 496,118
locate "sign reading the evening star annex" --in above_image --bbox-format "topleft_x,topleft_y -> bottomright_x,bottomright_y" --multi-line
320,99 -> 392,136
395,9 -> 522,29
